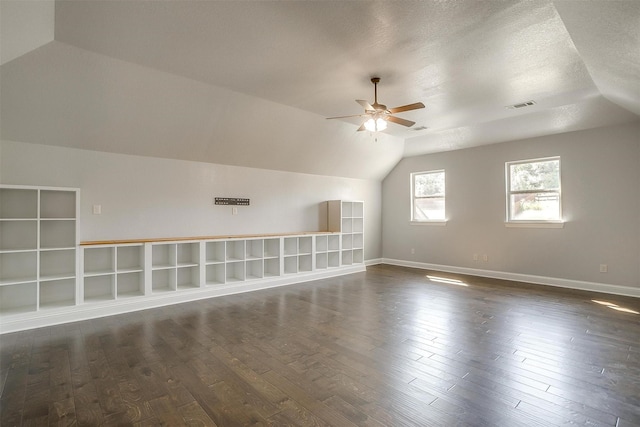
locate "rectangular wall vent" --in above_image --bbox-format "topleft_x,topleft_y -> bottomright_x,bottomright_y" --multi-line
506,100 -> 536,109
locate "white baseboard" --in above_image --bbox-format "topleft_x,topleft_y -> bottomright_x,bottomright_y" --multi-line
0,265 -> 366,334
382,258 -> 640,298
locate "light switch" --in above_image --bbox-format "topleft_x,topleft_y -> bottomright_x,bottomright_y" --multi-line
93,204 -> 102,215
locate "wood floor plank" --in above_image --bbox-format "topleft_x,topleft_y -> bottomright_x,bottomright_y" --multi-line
1,264 -> 639,425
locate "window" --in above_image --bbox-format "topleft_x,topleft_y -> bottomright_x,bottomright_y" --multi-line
411,170 -> 445,222
506,157 -> 561,223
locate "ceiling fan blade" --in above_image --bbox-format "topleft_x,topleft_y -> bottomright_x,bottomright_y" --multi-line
387,115 -> 416,127
388,102 -> 425,114
356,123 -> 366,132
356,99 -> 374,111
326,114 -> 368,120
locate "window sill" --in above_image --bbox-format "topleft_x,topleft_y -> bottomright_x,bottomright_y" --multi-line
410,220 -> 447,226
505,221 -> 564,229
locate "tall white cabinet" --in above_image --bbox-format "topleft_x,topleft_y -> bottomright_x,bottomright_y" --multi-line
327,200 -> 364,266
0,185 -> 79,315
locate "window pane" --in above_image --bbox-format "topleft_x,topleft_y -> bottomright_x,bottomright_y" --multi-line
414,197 -> 445,220
509,192 -> 560,220
510,160 -> 559,192
414,172 -> 444,197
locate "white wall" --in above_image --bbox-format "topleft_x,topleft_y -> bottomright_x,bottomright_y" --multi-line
382,122 -> 640,291
0,140 -> 382,259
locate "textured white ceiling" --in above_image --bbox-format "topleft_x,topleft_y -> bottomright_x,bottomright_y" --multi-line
1,0 -> 638,180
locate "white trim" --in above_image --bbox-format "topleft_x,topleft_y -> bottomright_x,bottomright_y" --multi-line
365,258 -> 383,266
505,221 -> 564,229
0,265 -> 365,334
410,220 -> 447,226
381,258 -> 640,299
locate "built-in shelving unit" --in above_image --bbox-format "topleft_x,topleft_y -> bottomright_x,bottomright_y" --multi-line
0,185 -> 79,316
0,197 -> 364,334
328,200 -> 364,266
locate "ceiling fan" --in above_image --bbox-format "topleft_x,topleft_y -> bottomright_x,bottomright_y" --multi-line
327,77 -> 425,132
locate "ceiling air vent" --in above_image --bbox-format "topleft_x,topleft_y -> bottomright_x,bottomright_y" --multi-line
506,100 -> 536,110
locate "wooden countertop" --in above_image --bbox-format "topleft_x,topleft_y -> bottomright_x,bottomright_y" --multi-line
80,231 -> 339,246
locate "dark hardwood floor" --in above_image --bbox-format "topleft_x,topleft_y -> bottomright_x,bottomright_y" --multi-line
1,264 -> 640,426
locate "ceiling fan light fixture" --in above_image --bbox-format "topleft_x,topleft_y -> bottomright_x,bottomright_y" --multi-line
364,117 -> 387,132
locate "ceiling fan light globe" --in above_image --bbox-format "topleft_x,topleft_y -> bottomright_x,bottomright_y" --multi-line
364,117 -> 387,132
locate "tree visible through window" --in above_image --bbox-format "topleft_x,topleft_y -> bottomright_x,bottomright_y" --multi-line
411,170 -> 445,221
506,157 -> 561,222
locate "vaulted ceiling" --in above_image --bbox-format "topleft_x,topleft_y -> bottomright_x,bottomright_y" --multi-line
1,1 -> 638,180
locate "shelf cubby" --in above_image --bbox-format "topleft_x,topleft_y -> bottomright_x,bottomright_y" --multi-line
328,251 -> 340,268
40,220 -> 76,249
206,264 -> 225,285
40,249 -> 76,280
177,242 -> 199,267
84,275 -> 115,302
152,244 -> 175,269
342,218 -> 353,233
299,237 -> 312,255
341,202 -> 353,218
246,259 -> 263,280
0,188 -> 38,219
246,240 -> 263,260
316,252 -> 328,269
0,220 -> 37,251
206,241 -> 226,263
1,245 -> 37,285
226,241 -> 245,262
316,235 -> 327,252
284,256 -> 298,275
264,258 -> 280,277
284,238 -> 298,256
299,254 -> 312,272
226,261 -> 245,282
342,250 -> 353,266
328,235 -> 340,251
40,278 -> 76,309
0,282 -> 38,315
84,247 -> 115,276
117,272 -> 144,298
40,190 -> 76,219
264,239 -> 280,258
353,233 -> 364,249
342,234 -> 353,250
177,266 -> 199,290
117,245 -> 144,272
353,249 -> 364,264
353,218 -> 364,233
352,202 -> 364,218
152,269 -> 176,293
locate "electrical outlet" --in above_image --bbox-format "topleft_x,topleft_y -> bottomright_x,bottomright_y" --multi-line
232,207 -> 238,215
483,254 -> 488,262
600,264 -> 608,273
473,254 -> 478,261
411,248 -> 415,255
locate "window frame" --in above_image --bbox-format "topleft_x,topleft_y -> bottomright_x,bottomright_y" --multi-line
505,156 -> 563,228
410,169 -> 446,224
